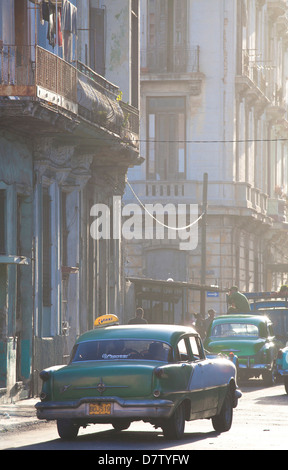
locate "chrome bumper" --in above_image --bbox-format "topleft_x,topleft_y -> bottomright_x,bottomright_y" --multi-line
35,396 -> 174,421
239,363 -> 272,371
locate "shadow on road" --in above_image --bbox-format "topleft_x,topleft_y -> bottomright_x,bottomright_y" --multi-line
238,378 -> 284,393
4,426 -> 221,451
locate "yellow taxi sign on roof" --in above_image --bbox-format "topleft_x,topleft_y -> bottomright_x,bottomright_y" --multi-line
94,314 -> 119,328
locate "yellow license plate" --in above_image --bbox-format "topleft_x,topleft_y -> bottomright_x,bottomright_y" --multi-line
89,403 -> 111,415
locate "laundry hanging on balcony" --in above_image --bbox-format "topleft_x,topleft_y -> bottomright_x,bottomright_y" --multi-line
40,1 -> 56,47
61,0 -> 77,63
40,0 -> 76,56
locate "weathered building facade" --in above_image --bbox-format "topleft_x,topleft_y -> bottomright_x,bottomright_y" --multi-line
0,0 -> 140,402
124,0 -> 288,321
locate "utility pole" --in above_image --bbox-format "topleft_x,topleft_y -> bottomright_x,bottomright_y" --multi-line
200,173 -> 208,319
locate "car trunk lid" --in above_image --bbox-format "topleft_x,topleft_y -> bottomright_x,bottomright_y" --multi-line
51,361 -> 156,401
206,338 -> 265,357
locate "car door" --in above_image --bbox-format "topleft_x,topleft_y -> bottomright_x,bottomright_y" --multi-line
175,335 -> 208,416
187,335 -> 219,416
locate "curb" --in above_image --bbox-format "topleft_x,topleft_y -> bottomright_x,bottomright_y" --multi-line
0,418 -> 44,434
0,399 -> 43,433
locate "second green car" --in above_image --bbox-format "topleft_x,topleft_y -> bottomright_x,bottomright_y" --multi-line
204,314 -> 281,385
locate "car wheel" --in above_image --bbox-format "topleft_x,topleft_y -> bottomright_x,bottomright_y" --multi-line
212,390 -> 233,433
284,376 -> 288,394
162,402 -> 185,440
111,419 -> 131,431
56,419 -> 80,440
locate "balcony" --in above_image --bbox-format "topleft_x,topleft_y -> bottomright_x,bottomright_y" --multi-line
235,49 -> 288,122
141,45 -> 203,95
0,45 -> 77,105
236,50 -> 269,107
267,197 -> 287,223
142,45 -> 200,75
125,180 -> 269,221
0,45 -> 139,149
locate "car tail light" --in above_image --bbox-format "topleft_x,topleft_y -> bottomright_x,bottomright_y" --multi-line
39,370 -> 50,382
154,367 -> 164,378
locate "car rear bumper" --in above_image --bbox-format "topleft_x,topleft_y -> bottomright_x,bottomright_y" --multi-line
35,396 -> 174,421
238,361 -> 273,371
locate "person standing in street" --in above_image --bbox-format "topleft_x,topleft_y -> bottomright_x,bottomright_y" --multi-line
128,307 -> 148,324
205,309 -> 216,335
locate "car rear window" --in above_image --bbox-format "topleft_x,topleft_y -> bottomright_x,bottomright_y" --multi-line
70,339 -> 172,362
211,323 -> 259,338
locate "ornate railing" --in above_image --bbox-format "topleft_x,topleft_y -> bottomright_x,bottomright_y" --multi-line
141,45 -> 200,74
0,45 -> 139,143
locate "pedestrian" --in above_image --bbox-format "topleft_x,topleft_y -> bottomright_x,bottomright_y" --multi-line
193,313 -> 206,338
227,286 -> 251,313
128,307 -> 148,324
205,309 -> 216,334
279,284 -> 288,296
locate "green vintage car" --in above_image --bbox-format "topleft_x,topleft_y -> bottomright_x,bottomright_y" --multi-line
276,346 -> 288,394
36,315 -> 241,440
204,314 -> 281,385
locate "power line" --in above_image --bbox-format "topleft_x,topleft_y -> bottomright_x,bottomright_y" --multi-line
77,136 -> 288,144
126,180 -> 204,231
134,137 -> 288,144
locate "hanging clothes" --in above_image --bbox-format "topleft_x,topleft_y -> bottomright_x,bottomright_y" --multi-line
61,0 -> 77,34
61,0 -> 77,62
57,11 -> 63,47
41,0 -> 49,22
47,1 -> 56,48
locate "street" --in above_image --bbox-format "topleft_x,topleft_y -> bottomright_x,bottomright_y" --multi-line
1,380 -> 287,451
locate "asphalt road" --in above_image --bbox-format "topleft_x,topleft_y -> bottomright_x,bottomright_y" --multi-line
1,380 -> 288,451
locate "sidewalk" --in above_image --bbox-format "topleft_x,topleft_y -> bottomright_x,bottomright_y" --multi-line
0,398 -> 42,433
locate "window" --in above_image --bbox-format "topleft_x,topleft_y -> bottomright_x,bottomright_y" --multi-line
61,191 -> 68,267
176,338 -> 189,361
147,97 -> 186,180
147,0 -> 188,73
42,189 -> 51,307
267,323 -> 274,337
211,322 -> 259,338
70,339 -> 172,362
89,7 -> 105,76
189,336 -> 202,361
175,336 -> 204,362
0,190 -> 6,254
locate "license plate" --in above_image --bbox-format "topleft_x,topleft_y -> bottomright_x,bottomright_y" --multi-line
89,403 -> 111,415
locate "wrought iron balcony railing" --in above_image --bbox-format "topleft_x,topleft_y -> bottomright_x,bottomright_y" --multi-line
0,44 -> 139,143
141,45 -> 200,74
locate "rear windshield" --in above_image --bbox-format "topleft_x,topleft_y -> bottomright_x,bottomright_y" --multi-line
70,339 -> 172,363
211,323 -> 259,338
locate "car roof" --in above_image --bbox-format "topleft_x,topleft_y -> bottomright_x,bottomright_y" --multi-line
213,314 -> 270,324
76,324 -> 198,347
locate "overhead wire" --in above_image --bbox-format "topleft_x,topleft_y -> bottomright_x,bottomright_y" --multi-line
126,180 -> 204,231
